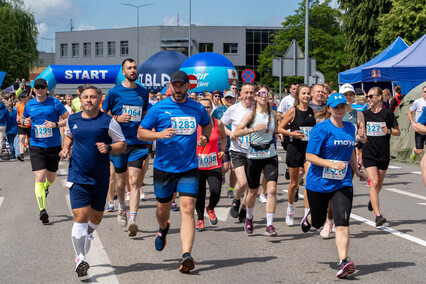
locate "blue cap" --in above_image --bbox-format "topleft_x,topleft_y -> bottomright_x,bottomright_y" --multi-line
327,93 -> 348,108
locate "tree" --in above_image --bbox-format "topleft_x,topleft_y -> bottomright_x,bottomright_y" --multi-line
338,0 -> 392,68
377,0 -> 426,47
0,0 -> 38,88
257,0 -> 349,92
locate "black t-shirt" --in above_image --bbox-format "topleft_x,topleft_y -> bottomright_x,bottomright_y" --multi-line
362,108 -> 398,161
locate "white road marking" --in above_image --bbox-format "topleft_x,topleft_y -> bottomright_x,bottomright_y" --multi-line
56,168 -> 68,175
385,188 -> 426,201
0,197 -> 3,208
417,203 -> 426,206
410,171 -> 421,175
66,195 -> 119,283
388,165 -> 402,169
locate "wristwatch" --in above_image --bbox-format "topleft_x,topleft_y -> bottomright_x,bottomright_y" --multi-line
55,122 -> 59,128
107,145 -> 112,152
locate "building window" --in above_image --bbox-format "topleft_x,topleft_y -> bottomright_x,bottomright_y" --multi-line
72,43 -> 79,57
223,43 -> 238,54
120,41 -> 129,56
83,42 -> 91,57
60,44 -> 68,57
95,42 -> 103,56
108,41 -> 116,56
199,43 -> 213,52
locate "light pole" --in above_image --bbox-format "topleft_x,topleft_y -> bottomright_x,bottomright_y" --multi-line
188,0 -> 191,56
304,0 -> 309,84
40,37 -> 55,65
121,3 -> 154,65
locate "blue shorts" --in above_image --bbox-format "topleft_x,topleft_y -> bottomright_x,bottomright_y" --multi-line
110,144 -> 149,173
69,183 -> 109,212
153,168 -> 199,203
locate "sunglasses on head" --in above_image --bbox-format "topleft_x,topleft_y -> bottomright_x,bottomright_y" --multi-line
34,85 -> 47,90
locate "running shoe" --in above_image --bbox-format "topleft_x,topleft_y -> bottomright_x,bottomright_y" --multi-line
299,177 -> 305,186
300,211 -> 311,233
85,234 -> 94,254
367,200 -> 373,211
259,194 -> 267,203
320,220 -> 333,239
106,202 -> 115,212
155,221 -> 170,251
294,188 -> 299,202
285,168 -> 290,180
17,154 -> 24,162
75,257 -> 90,277
39,209 -> 49,224
179,254 -> 195,273
375,214 -> 387,227
227,190 -> 234,199
206,206 -> 218,225
117,210 -> 127,227
171,201 -> 180,211
410,150 -> 417,162
196,220 -> 204,232
336,257 -> 355,279
285,206 -> 295,227
264,225 -> 277,237
128,221 -> 138,237
238,208 -> 246,223
245,217 -> 254,234
229,198 -> 240,218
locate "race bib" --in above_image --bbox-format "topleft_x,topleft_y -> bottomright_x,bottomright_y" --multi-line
198,152 -> 218,168
300,126 -> 313,141
322,160 -> 348,180
34,125 -> 53,138
366,122 -> 386,136
122,105 -> 142,122
248,146 -> 271,158
171,117 -> 196,135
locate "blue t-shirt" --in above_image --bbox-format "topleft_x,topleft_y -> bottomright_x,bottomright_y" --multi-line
102,83 -> 149,145
23,97 -> 67,148
306,119 -> 356,193
140,97 -> 210,173
418,108 -> 426,125
0,103 -> 11,128
66,111 -> 125,185
7,108 -> 18,134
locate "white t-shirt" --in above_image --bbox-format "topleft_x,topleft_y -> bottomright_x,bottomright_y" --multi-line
278,95 -> 295,115
65,105 -> 72,114
410,98 -> 426,122
221,102 -> 253,153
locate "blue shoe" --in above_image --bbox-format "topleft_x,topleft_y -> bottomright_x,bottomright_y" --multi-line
171,202 -> 180,211
155,221 -> 170,251
106,202 -> 115,212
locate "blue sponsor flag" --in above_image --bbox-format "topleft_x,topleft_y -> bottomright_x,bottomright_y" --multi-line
0,71 -> 6,88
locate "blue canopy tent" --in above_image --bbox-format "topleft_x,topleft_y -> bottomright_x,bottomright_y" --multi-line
362,33 -> 426,94
339,37 -> 408,86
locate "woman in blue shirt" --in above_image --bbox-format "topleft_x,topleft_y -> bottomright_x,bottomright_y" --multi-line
301,93 -> 365,279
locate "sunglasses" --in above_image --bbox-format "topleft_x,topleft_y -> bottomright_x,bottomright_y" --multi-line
34,85 -> 47,90
256,91 -> 268,98
366,94 -> 378,99
214,95 -> 221,98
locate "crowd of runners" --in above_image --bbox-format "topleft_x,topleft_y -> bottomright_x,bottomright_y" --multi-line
2,58 -> 426,279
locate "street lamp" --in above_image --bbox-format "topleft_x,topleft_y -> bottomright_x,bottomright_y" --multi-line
189,0 -> 191,57
40,37 -> 55,65
121,3 -> 154,65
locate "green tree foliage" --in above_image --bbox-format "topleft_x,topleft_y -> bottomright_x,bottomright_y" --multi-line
338,0 -> 392,68
257,0 -> 349,92
377,0 -> 426,47
0,0 -> 38,88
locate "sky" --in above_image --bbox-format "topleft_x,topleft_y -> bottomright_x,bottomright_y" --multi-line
23,0 -> 338,52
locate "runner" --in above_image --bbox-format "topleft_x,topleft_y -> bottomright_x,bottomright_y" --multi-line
0,97 -> 11,160
102,58 -> 149,237
408,86 -> 426,162
59,84 -> 126,277
413,104 -> 426,186
234,85 -> 280,236
16,92 -> 31,161
138,70 -> 211,273
6,101 -> 18,160
195,98 -> 227,231
362,87 -> 400,227
22,78 -> 69,223
71,86 -> 83,114
221,83 -> 255,223
278,84 -> 316,226
301,93 -> 366,278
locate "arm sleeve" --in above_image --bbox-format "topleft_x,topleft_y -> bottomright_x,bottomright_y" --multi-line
64,119 -> 73,138
108,119 -> 126,143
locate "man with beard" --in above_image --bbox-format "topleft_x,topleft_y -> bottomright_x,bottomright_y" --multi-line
102,58 -> 149,237
138,70 -> 211,273
60,84 -> 126,277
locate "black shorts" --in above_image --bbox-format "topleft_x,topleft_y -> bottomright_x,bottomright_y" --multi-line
415,132 -> 426,150
222,146 -> 231,163
286,142 -> 307,168
29,146 -> 61,172
230,150 -> 247,169
362,158 -> 389,170
18,126 -> 31,137
306,186 -> 353,227
245,156 -> 279,189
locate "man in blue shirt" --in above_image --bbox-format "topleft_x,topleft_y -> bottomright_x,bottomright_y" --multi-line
138,71 -> 211,273
60,84 -> 126,277
413,95 -> 426,187
102,58 -> 149,237
22,78 -> 69,224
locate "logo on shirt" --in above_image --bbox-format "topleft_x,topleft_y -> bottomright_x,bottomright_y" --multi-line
73,125 -> 78,129
334,139 -> 355,147
165,111 -> 172,116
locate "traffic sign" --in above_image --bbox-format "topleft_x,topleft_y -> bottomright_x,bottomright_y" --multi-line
241,69 -> 255,83
188,74 -> 198,89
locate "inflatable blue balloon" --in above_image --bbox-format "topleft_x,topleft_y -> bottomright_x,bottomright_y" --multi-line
138,51 -> 188,92
179,52 -> 238,92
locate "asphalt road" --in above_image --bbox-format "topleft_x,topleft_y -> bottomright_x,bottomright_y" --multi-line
0,149 -> 425,283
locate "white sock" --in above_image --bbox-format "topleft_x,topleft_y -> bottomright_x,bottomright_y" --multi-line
288,203 -> 294,210
88,221 -> 98,235
119,201 -> 126,210
72,222 -> 88,257
246,207 -> 254,219
266,213 -> 274,226
304,208 -> 310,217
